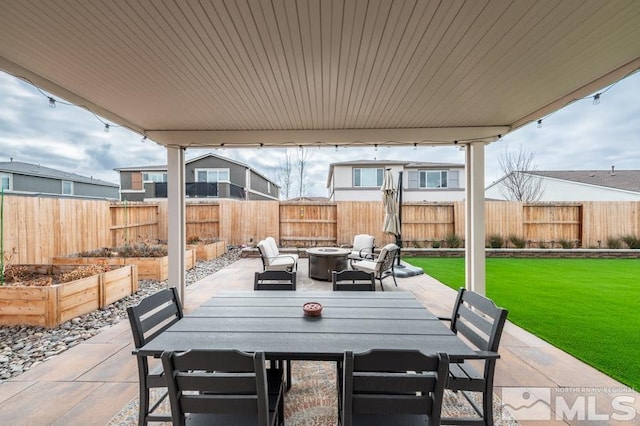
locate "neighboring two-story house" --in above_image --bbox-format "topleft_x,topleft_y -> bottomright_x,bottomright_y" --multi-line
485,168 -> 640,201
0,160 -> 119,199
115,152 -> 279,201
327,160 -> 465,201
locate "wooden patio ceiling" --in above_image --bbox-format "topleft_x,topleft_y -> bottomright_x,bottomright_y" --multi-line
1,0 -> 639,149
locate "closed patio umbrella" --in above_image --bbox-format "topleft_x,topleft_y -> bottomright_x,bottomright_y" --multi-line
382,169 -> 400,237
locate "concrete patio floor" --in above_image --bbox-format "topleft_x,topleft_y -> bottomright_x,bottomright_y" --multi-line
0,257 -> 637,425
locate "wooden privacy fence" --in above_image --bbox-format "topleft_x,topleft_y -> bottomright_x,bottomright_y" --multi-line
1,196 -> 112,265
523,204 -> 582,244
157,200 -> 279,246
1,195 -> 639,264
110,202 -> 159,246
281,202 -> 337,246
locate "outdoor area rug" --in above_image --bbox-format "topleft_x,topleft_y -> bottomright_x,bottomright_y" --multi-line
109,361 -> 518,425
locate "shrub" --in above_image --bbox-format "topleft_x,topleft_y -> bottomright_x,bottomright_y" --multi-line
445,234 -> 463,248
188,236 -> 218,244
487,234 -> 504,248
607,237 -> 623,249
508,235 -> 527,249
187,235 -> 201,244
557,238 -> 574,249
4,263 -> 108,286
621,235 -> 640,249
413,240 -> 423,248
79,243 -> 168,258
4,265 -> 33,283
538,241 -> 547,249
431,240 -> 441,248
58,264 -> 108,283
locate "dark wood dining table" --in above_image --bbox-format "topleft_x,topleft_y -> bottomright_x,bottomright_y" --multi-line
137,290 -> 483,362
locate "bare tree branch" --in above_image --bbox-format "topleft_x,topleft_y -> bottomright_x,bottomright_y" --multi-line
276,150 -> 293,200
497,146 -> 545,202
295,147 -> 311,198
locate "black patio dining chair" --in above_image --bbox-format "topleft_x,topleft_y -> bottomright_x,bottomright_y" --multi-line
332,268 -> 376,418
254,270 -> 297,290
253,271 -> 294,391
332,269 -> 376,291
126,287 -> 183,425
439,288 -> 509,426
341,349 -> 449,426
161,349 -> 284,426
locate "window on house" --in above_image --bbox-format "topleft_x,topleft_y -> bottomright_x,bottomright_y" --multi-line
142,172 -> 167,183
408,170 -> 459,189
131,172 -> 143,190
195,168 -> 230,183
62,180 -> 73,195
426,171 -> 445,188
353,168 -> 383,187
0,173 -> 10,191
448,170 -> 460,188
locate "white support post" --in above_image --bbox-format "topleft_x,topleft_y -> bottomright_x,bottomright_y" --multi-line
167,147 -> 186,303
464,142 -> 486,295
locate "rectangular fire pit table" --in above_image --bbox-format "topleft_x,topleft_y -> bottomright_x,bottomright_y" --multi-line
306,247 -> 351,281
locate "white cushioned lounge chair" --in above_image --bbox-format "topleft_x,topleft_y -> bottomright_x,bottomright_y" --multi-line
351,243 -> 399,290
342,234 -> 375,265
257,237 -> 298,271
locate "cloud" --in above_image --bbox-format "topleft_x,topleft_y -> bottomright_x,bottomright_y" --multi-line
1,70 -> 640,196
485,71 -> 640,184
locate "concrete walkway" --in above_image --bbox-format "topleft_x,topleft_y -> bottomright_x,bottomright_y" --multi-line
0,258 -> 637,425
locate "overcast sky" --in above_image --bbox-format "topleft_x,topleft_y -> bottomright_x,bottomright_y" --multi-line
1,70 -> 639,198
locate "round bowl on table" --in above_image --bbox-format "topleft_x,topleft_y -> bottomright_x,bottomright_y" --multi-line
303,302 -> 323,317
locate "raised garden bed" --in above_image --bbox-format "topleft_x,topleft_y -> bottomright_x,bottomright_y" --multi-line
51,250 -> 194,281
186,240 -> 227,261
0,264 -> 138,327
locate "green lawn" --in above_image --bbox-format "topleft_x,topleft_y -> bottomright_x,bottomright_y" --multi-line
404,257 -> 640,391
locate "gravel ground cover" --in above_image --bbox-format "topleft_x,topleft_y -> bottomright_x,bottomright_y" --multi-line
0,248 -> 241,381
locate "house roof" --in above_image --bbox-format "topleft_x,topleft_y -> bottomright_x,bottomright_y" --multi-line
285,196 -> 331,203
1,1 -> 639,149
113,165 -> 168,172
526,170 -> 640,193
0,161 -> 118,187
405,162 -> 463,169
114,152 -> 278,187
329,160 -> 409,167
